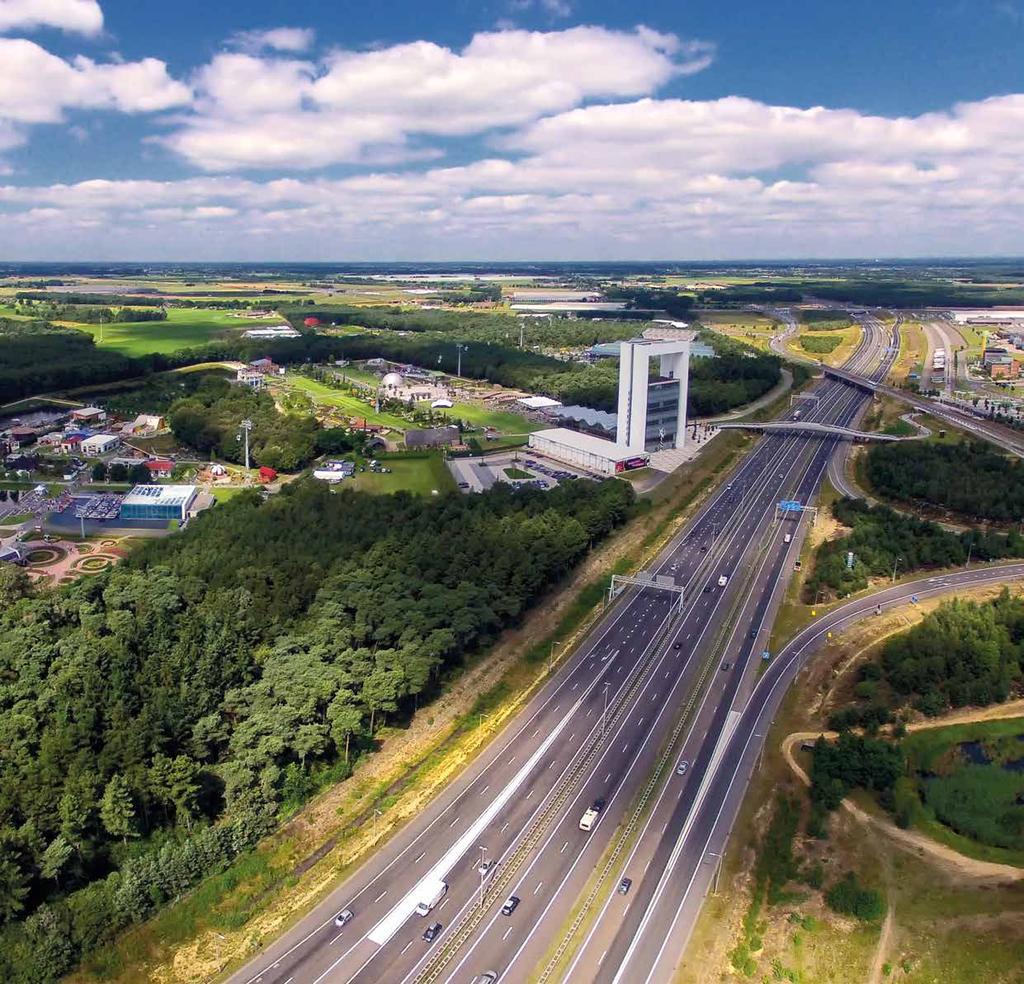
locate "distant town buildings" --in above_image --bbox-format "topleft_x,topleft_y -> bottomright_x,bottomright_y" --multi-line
242,324 -> 300,339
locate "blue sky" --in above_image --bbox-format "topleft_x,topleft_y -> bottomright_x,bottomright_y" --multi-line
0,0 -> 1023,259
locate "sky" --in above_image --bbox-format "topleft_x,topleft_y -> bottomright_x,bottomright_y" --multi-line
0,0 -> 1023,261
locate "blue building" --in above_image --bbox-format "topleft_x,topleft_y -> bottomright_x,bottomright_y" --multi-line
119,485 -> 197,522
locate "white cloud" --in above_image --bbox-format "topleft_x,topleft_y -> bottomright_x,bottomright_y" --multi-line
229,26 -> 315,53
0,38 -> 190,151
0,0 -> 102,36
162,25 -> 712,171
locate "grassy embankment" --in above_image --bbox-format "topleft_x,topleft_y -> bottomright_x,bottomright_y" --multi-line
693,310 -> 782,353
69,432 -> 752,984
682,584 -> 1024,984
787,322 -> 863,367
888,320 -> 928,387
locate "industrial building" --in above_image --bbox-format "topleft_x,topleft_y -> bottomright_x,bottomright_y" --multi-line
527,429 -> 648,476
120,485 -> 197,522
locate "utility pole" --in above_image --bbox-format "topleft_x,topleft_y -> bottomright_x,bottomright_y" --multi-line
891,555 -> 901,583
519,320 -> 525,349
966,542 -> 973,568
372,808 -> 382,840
549,640 -> 563,675
456,343 -> 466,378
239,418 -> 253,473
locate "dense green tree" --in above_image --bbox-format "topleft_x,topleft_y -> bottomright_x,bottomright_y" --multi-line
99,776 -> 136,845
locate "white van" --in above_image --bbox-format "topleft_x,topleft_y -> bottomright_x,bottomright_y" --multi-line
784,533 -> 792,544
415,880 -> 448,916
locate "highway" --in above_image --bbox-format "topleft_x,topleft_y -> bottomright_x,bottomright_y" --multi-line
230,313 -> 902,984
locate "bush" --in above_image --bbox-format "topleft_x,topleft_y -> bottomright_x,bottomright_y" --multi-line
825,872 -> 886,921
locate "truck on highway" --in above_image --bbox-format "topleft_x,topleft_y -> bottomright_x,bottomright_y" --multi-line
415,879 -> 448,916
579,798 -> 605,831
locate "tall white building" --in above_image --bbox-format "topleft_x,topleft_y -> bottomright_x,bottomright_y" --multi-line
616,330 -> 693,450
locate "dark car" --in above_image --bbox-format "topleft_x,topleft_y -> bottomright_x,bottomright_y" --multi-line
423,922 -> 442,942
592,797 -> 606,811
720,661 -> 732,671
618,877 -> 632,895
501,896 -> 520,916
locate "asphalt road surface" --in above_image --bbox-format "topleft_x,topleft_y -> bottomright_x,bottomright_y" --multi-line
230,315 -> 913,984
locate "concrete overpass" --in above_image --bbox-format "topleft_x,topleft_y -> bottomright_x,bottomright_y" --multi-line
823,366 -> 1024,458
715,419 -> 909,441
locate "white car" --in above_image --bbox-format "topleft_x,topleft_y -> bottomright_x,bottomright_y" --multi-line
334,908 -> 353,927
717,575 -> 728,587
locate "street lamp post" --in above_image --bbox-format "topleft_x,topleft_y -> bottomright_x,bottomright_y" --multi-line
708,851 -> 725,895
478,845 -> 487,906
891,555 -> 902,583
372,808 -> 382,840
602,682 -> 611,737
549,640 -> 564,675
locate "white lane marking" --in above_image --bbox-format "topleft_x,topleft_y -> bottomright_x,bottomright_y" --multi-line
531,728 -> 540,738
439,898 -> 449,910
481,785 -> 489,795
374,890 -> 387,903
401,941 -> 413,955
534,881 -> 544,895
329,931 -> 344,945
366,680 -> 598,945
501,821 -> 509,833
561,841 -> 569,854
449,817 -> 460,828
503,927 -> 513,942
414,852 -> 425,863
605,772 -> 611,783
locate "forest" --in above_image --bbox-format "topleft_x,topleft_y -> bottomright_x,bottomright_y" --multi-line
865,440 -> 1024,523
805,498 -> 1024,598
8,303 -> 167,324
168,376 -> 320,471
0,476 -> 634,980
0,323 -> 149,404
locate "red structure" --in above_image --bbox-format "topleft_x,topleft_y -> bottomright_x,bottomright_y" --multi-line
303,317 -> 321,328
145,459 -> 175,476
258,466 -> 278,483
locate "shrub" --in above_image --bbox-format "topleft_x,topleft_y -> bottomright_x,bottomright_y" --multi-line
825,872 -> 886,921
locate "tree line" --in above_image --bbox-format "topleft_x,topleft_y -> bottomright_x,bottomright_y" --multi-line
866,440 -> 1024,523
0,476 -> 634,978
805,498 -> 1024,599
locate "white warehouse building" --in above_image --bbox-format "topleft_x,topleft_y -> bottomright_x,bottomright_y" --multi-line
528,428 -> 648,476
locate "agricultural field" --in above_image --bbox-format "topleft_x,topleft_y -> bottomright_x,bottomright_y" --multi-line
63,308 -> 275,355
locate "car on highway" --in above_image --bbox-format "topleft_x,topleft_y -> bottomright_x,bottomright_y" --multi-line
676,759 -> 689,775
673,641 -> 682,649
720,661 -> 732,671
472,974 -> 498,984
501,896 -> 520,916
618,877 -> 632,895
784,533 -> 792,544
422,922 -> 442,942
477,858 -> 495,876
717,575 -> 729,587
333,908 -> 353,927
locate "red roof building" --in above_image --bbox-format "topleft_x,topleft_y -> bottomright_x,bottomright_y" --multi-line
258,466 -> 278,483
145,459 -> 175,475
303,317 -> 321,328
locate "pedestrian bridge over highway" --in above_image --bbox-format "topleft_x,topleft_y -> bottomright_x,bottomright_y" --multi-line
715,420 -> 910,441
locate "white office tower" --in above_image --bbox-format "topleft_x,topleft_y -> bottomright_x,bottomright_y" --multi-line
615,328 -> 693,450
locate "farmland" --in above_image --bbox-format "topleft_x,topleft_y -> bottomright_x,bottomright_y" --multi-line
63,308 -> 276,355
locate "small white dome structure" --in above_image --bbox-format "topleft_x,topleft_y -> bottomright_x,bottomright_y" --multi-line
431,398 -> 454,409
380,371 -> 404,389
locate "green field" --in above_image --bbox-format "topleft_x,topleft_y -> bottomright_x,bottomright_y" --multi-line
418,400 -> 542,434
65,309 -> 276,356
282,374 -> 410,430
346,454 -> 455,496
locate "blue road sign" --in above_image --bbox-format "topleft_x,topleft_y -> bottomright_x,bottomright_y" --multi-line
779,500 -> 802,513
762,649 -> 771,661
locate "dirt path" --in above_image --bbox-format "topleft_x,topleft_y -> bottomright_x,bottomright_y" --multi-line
867,904 -> 895,984
781,722 -> 1024,883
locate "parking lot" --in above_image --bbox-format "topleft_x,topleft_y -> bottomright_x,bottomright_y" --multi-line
447,450 -> 595,493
